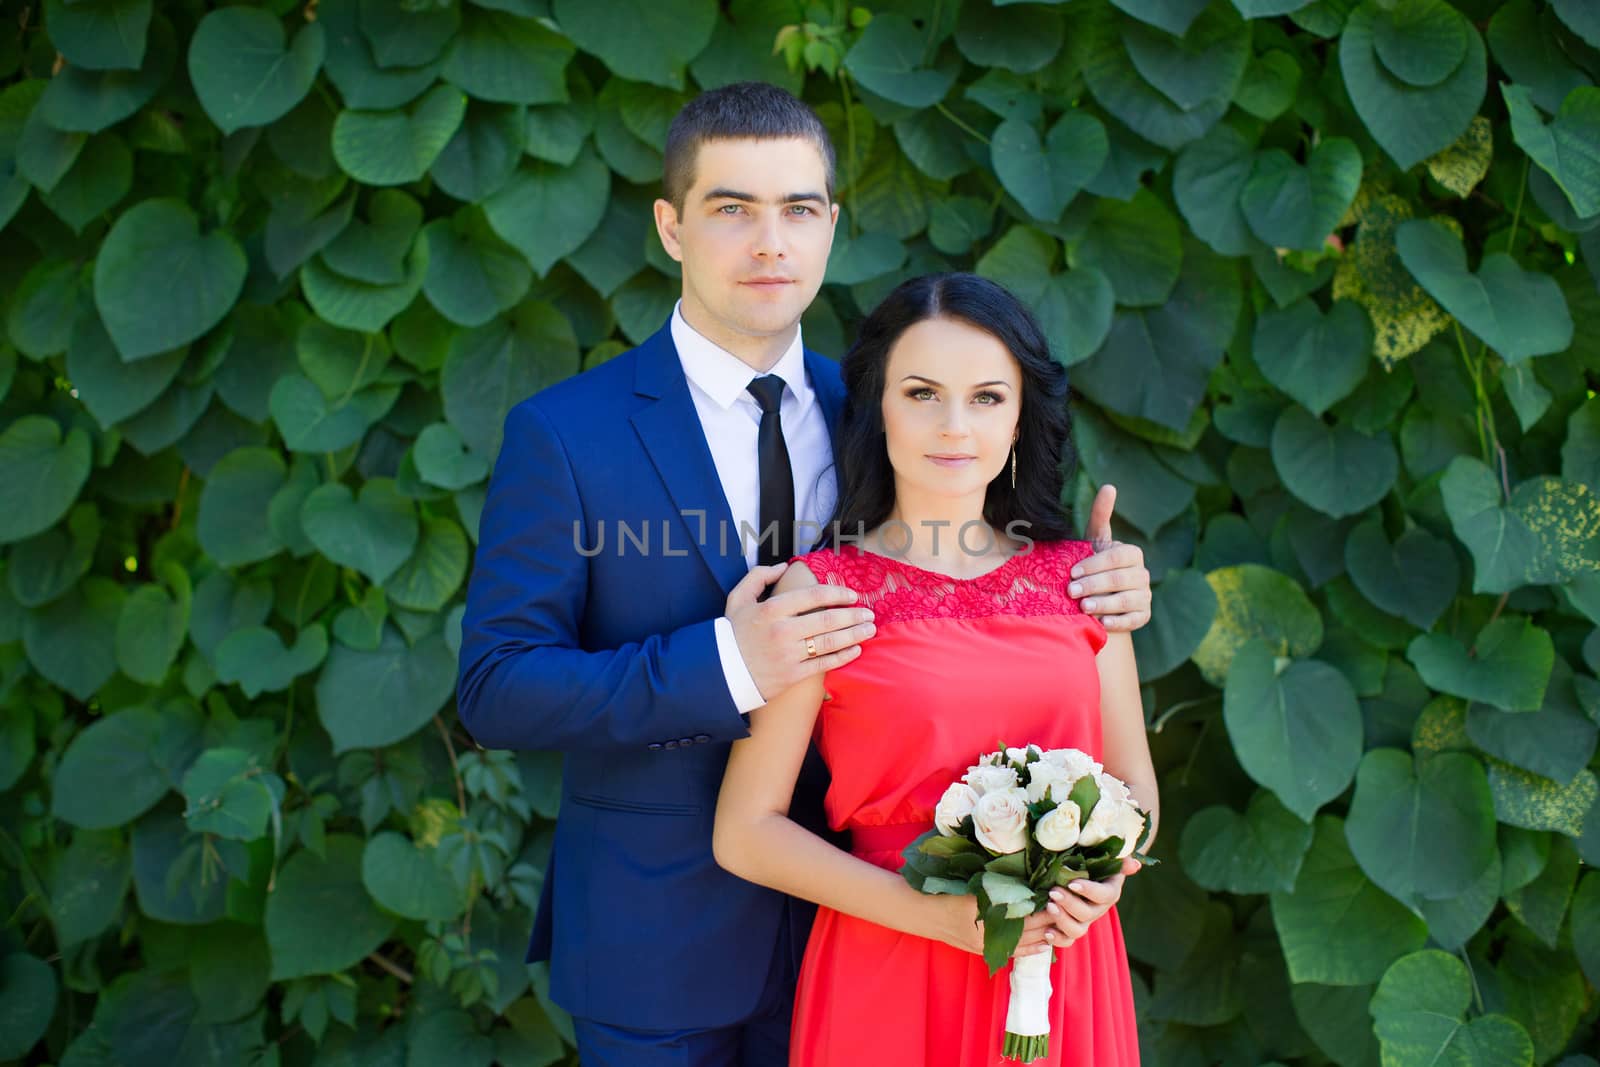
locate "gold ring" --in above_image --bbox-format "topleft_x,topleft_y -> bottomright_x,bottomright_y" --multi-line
806,637 -> 818,658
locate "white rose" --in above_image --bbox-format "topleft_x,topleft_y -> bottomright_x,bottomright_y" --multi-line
1077,793 -> 1126,848
1025,761 -> 1077,805
972,789 -> 1030,855
1041,748 -> 1102,782
964,763 -> 1020,796
1111,805 -> 1147,859
1005,746 -> 1033,766
934,783 -> 980,837
1094,771 -> 1134,809
1035,801 -> 1082,851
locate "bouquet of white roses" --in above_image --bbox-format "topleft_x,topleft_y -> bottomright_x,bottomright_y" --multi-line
900,745 -> 1155,1064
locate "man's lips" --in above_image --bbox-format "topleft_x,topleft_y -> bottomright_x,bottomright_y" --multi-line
742,277 -> 794,287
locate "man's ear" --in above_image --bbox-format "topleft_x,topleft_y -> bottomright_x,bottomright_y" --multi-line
653,198 -> 684,262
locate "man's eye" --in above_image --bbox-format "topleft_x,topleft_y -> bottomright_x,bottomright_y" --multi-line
788,204 -> 813,215
719,204 -> 742,214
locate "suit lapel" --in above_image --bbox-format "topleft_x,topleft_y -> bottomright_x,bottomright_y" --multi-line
630,326 -> 748,596
805,349 -> 847,469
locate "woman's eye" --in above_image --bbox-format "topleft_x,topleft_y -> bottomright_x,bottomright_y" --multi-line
975,392 -> 1002,405
909,388 -> 935,401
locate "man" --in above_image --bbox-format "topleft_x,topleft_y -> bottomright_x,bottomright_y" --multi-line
456,82 -> 1152,1066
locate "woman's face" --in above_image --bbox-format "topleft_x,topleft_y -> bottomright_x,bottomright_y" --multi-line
879,315 -> 1023,505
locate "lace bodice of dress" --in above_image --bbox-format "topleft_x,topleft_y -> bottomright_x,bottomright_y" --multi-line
794,540 -> 1095,626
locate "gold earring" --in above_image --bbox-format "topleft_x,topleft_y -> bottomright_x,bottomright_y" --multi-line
1010,446 -> 1017,489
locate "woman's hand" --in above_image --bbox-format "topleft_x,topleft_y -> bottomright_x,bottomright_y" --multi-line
1042,858 -> 1140,948
924,894 -> 1067,959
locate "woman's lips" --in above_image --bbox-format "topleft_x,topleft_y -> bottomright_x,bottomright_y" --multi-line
927,455 -> 976,467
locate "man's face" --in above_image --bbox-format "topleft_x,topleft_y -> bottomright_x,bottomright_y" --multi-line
654,137 -> 839,355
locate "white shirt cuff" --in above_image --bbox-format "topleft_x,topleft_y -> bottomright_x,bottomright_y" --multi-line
715,616 -> 767,714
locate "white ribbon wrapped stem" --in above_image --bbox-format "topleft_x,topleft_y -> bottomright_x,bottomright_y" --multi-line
1005,950 -> 1052,1037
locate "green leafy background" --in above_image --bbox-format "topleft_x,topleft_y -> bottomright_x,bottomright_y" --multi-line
1,0 -> 1598,1063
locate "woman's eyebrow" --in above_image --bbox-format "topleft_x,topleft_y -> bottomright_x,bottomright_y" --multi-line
900,375 -> 1012,388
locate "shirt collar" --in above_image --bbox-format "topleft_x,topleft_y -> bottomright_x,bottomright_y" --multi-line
671,301 -> 812,415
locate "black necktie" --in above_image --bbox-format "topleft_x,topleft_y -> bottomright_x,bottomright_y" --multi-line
746,375 -> 795,568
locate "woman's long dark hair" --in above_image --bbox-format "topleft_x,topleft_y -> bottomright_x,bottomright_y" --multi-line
822,272 -> 1077,549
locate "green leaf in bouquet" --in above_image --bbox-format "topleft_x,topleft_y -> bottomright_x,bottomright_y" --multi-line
921,876 -> 973,896
980,904 -> 1025,977
1067,775 -> 1101,823
984,851 -> 1029,880
920,833 -> 982,858
980,872 -> 1036,915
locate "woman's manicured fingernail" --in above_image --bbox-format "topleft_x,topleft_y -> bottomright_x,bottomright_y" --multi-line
1046,903 -> 1060,916
1069,582 -> 1083,596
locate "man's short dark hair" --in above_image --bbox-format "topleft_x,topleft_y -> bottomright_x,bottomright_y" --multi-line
662,82 -> 836,210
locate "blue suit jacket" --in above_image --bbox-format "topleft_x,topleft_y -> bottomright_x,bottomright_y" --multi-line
456,322 -> 846,1030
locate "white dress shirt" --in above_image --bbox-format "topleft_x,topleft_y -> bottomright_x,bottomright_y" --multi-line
670,303 -> 838,713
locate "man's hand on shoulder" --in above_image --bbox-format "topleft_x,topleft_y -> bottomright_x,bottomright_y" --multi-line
725,562 -> 875,702
1074,485 -> 1152,633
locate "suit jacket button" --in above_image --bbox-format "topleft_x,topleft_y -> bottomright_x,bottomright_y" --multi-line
678,737 -> 695,747
694,734 -> 711,744
663,740 -> 678,750
648,743 -> 663,751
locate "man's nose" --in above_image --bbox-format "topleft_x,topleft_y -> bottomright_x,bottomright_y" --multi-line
752,213 -> 787,259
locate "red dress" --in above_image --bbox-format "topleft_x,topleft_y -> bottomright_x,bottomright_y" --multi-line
787,540 -> 1140,1066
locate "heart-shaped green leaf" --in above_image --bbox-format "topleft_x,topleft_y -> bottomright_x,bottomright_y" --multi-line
1180,790 -> 1313,894
0,416 -> 92,545
1173,123 -> 1258,256
1271,815 -> 1428,985
441,8 -> 572,105
384,517 -> 467,613
361,831 -> 466,921
1191,563 -> 1323,686
1240,138 -> 1362,251
1132,568 -> 1217,681
1408,616 -> 1554,712
843,13 -> 959,108
1551,0 -> 1600,48
431,100 -> 526,203
1489,761 -> 1597,836
299,479 -> 418,585
1370,0 -> 1470,87
197,447 -> 287,568
974,227 -> 1115,367
1344,749 -> 1496,906
42,0 -> 152,71
332,84 -> 466,187
1073,409 -> 1197,535
1396,219 -> 1572,362
41,132 -> 132,233
1340,2 -> 1486,170
553,0 -> 715,90
266,835 -> 395,980
50,705 -> 172,829
484,146 -> 610,277
314,627 -> 455,752
1343,518 -> 1460,628
93,198 -> 246,361
1441,457 -> 1600,591
1467,659 -> 1598,785
1370,951 -> 1534,1067
358,0 -> 458,68
214,624 -> 329,698
9,504 -> 99,609
114,562 -> 191,686
1224,640 -> 1363,821
188,8 -> 325,134
300,242 -> 426,334
37,15 -> 175,133
1074,188 -> 1183,307
1503,84 -> 1600,220
823,228 -> 907,286
269,375 -> 399,454
421,213 -> 532,327
441,301 -> 579,460
1122,4 -> 1251,111
180,747 -> 282,841
953,3 -> 1064,74
1271,408 -> 1398,518
413,423 -> 490,491
1253,299 -> 1372,416
333,586 -> 387,652
991,113 -> 1108,224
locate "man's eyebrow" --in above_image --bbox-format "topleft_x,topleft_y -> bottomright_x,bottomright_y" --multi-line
702,188 -> 828,205
901,375 -> 1012,388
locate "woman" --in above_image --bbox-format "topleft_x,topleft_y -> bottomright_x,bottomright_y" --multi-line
713,273 -> 1157,1065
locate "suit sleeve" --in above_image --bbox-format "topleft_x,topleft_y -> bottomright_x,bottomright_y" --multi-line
455,399 -> 753,751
